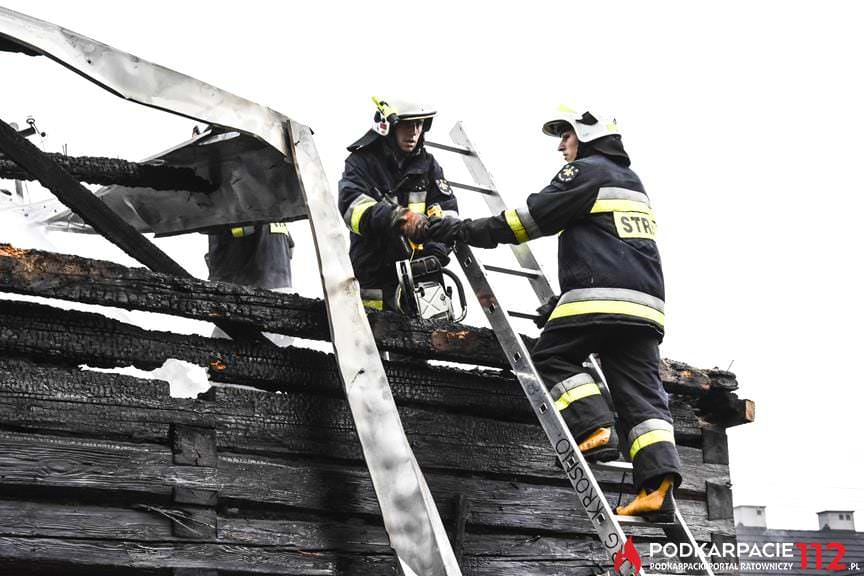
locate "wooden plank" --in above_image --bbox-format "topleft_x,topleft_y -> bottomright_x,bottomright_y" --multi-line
0,536 -> 396,574
0,245 -> 744,399
0,497 -> 705,566
0,498 -> 389,551
0,304 -> 728,440
0,358 -> 700,453
0,359 -> 722,495
174,487 -> 218,507
0,431 -> 733,540
0,244 -> 506,367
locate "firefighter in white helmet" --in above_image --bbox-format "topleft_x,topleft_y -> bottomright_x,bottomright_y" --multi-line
338,97 -> 458,312
428,105 -> 681,520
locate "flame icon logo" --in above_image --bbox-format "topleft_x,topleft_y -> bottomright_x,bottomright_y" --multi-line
613,537 -> 642,576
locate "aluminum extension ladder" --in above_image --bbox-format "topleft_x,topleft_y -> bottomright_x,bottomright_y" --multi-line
427,123 -> 715,576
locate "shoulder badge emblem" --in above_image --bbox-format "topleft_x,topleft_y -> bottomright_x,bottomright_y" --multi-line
436,178 -> 453,195
557,164 -> 579,183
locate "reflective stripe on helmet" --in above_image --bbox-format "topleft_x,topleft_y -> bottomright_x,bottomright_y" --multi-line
343,194 -> 377,234
549,287 -> 665,326
628,418 -> 675,460
550,372 -> 602,411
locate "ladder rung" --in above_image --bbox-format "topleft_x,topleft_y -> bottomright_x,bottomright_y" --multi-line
483,263 -> 542,279
448,180 -> 497,195
425,140 -> 474,156
613,514 -> 675,527
591,460 -> 633,473
506,310 -> 540,321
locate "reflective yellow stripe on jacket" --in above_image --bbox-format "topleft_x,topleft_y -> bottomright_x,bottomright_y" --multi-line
628,418 -> 675,460
408,191 -> 427,215
230,225 -> 256,238
548,287 -> 665,327
360,288 -> 383,311
550,373 -> 602,411
343,194 -> 377,235
504,206 -> 543,244
590,187 -> 653,214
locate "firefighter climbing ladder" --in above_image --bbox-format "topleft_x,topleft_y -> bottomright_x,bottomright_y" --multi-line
427,123 -> 715,576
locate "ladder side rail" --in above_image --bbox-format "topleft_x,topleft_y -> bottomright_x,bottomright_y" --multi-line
447,122 -> 556,303
453,242 -> 640,576
288,122 -> 462,576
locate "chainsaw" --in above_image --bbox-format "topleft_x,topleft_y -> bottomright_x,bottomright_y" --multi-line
395,255 -> 467,322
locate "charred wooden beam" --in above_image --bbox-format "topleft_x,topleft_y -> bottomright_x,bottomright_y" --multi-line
0,245 -> 743,396
0,153 -> 215,192
0,300 -> 750,430
0,356 -> 722,494
0,123 -> 267,345
0,119 -> 187,276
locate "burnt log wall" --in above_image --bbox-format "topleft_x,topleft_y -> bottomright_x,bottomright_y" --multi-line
0,247 -> 746,575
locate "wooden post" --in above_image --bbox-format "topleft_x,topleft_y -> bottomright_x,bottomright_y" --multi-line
170,424 -> 218,539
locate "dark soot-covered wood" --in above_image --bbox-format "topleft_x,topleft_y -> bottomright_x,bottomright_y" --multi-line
0,430 -> 731,540
0,244 -> 745,402
0,536 -> 396,574
0,357 -> 726,496
0,145 -> 264,346
0,297 -> 749,429
0,152 -> 214,192
0,121 -> 188,278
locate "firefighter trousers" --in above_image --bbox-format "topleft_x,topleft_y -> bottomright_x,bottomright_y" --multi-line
531,324 -> 682,490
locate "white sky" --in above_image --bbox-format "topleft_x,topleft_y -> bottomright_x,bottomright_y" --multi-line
2,1 -> 863,531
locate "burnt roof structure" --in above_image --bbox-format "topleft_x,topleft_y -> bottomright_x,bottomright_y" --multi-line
0,244 -> 754,574
0,6 -> 755,575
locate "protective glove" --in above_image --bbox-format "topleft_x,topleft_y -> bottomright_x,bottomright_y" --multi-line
390,206 -> 430,243
534,295 -> 559,329
427,216 -> 464,243
419,242 -> 450,267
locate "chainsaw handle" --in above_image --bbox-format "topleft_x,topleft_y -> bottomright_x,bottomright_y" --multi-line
441,268 -> 468,322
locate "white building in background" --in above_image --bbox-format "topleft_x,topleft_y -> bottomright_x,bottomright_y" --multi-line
735,505 -> 767,529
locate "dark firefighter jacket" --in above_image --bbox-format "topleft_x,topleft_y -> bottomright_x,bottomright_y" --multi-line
206,223 -> 293,290
464,154 -> 665,337
338,132 -> 458,303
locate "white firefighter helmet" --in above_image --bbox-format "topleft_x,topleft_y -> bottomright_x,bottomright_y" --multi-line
372,96 -> 437,136
542,104 -> 620,142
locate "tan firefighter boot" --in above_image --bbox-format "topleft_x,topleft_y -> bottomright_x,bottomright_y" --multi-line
615,475 -> 675,522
